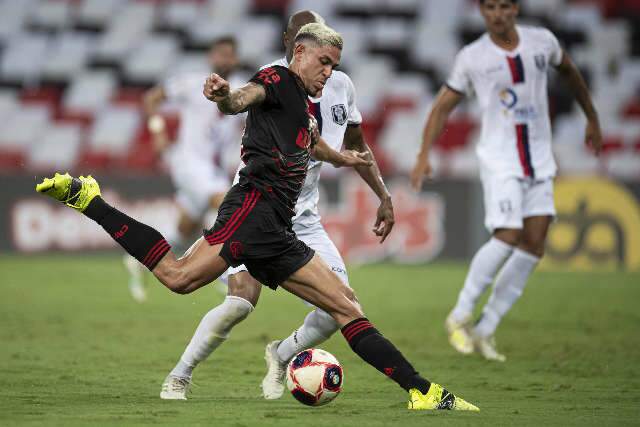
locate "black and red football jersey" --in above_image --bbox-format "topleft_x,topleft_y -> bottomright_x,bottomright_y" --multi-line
238,65 -> 314,224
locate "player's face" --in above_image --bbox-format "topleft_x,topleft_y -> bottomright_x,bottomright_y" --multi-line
480,0 -> 519,36
295,44 -> 341,96
209,43 -> 238,78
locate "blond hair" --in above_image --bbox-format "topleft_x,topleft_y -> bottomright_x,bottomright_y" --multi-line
294,23 -> 343,50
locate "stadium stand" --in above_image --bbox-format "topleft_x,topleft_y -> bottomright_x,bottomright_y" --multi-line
0,0 -> 638,179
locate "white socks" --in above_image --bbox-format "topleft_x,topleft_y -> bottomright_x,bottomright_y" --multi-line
474,248 -> 540,338
450,238 -> 515,322
276,308 -> 338,363
170,296 -> 254,378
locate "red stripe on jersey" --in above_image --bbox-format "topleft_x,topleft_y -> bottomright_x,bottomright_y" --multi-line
516,124 -> 534,177
506,55 -> 525,84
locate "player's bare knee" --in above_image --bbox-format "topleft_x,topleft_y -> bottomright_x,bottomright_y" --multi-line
520,238 -> 545,258
228,272 -> 261,306
494,228 -> 521,246
158,268 -> 196,294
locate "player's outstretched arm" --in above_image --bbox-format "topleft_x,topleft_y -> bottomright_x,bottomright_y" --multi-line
343,125 -> 394,243
204,74 -> 266,115
143,86 -> 172,153
555,51 -> 603,155
312,137 -> 373,168
410,86 -> 464,191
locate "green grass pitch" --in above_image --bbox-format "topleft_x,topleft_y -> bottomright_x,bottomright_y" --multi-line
1,254 -> 639,426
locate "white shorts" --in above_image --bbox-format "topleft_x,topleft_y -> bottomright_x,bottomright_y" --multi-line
171,163 -> 229,221
219,221 -> 349,293
481,174 -> 555,232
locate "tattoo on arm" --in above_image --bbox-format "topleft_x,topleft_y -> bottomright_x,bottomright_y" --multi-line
218,83 -> 266,114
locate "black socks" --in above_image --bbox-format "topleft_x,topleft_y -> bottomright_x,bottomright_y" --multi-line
341,318 -> 431,394
84,197 -> 171,270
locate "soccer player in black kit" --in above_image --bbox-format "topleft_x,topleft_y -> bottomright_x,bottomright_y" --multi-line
35,23 -> 478,411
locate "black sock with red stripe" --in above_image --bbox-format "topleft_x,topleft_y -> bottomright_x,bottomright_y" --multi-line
341,318 -> 431,394
83,196 -> 171,271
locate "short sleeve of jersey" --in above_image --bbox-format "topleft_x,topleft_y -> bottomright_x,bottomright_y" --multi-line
543,28 -> 563,67
344,73 -> 363,125
446,49 -> 471,96
249,66 -> 291,107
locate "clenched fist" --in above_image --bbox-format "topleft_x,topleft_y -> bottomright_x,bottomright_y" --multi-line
203,73 -> 230,102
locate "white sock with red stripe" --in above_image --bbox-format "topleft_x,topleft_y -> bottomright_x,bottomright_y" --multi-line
474,248 -> 540,337
450,237 -> 514,322
170,296 -> 254,378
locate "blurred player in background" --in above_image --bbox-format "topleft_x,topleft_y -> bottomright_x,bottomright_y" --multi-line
159,11 -> 395,402
411,0 -> 602,361
124,37 -> 245,302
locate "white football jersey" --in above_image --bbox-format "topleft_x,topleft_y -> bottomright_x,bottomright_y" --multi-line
447,25 -> 563,180
232,57 -> 362,226
163,72 -> 245,175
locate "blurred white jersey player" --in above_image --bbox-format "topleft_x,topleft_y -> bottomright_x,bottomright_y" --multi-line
124,37 -> 245,302
411,0 -> 602,361
160,11 -> 395,400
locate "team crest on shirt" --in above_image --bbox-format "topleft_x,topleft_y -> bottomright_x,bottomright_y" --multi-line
534,54 -> 546,71
331,104 -> 347,125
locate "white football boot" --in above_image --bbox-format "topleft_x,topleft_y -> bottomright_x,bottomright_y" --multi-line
471,332 -> 506,362
261,340 -> 287,400
123,254 -> 146,303
160,375 -> 191,400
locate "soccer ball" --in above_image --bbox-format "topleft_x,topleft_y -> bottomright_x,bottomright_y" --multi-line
286,348 -> 344,406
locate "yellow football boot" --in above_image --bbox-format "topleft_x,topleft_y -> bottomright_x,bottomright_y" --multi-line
445,313 -> 474,355
408,383 -> 479,411
35,172 -> 101,212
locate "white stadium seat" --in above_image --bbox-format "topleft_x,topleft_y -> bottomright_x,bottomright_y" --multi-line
0,33 -> 49,84
0,0 -> 34,42
27,123 -> 82,171
42,32 -> 97,82
29,0 -> 72,29
160,1 -> 201,31
123,35 -> 180,83
0,105 -> 50,152
88,106 -> 140,156
378,110 -> 426,173
77,0 -> 126,28
370,18 -> 411,50
63,71 -> 117,114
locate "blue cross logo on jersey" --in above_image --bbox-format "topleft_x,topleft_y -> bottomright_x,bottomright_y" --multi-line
331,104 -> 347,125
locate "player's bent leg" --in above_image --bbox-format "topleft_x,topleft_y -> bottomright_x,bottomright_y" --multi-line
36,172 -> 227,295
519,215 -> 552,258
161,271 -> 258,400
473,220 -> 548,361
153,238 -> 228,294
447,229 -> 518,355
262,308 -> 338,400
282,255 -> 478,411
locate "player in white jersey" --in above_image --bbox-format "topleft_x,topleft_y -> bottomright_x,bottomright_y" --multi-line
160,11 -> 395,400
411,0 -> 602,362
124,37 -> 245,302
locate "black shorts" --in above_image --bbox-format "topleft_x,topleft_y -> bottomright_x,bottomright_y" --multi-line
204,184 -> 314,289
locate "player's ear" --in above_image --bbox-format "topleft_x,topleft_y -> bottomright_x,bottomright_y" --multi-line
293,42 -> 306,59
